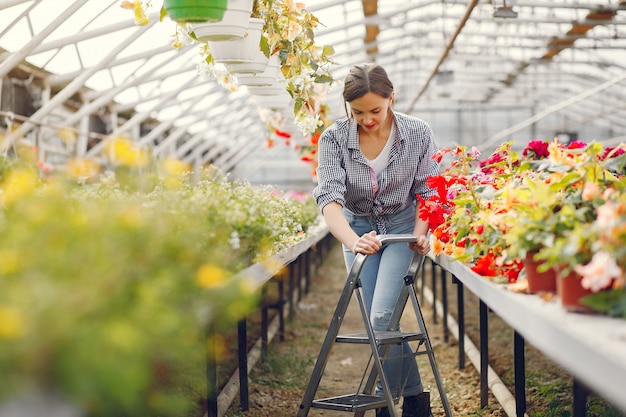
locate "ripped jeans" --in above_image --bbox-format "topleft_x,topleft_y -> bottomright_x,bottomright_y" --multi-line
342,205 -> 424,398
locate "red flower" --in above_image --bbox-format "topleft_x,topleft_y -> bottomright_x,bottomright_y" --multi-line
274,129 -> 291,139
522,140 -> 550,160
502,259 -> 524,283
567,140 -> 586,149
601,146 -> 625,160
311,131 -> 321,145
432,226 -> 450,243
432,147 -> 452,163
471,253 -> 498,277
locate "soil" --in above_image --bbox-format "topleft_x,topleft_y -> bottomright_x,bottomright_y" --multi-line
222,241 -> 623,417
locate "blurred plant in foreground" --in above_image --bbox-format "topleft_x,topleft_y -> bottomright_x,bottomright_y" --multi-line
0,150 -> 320,416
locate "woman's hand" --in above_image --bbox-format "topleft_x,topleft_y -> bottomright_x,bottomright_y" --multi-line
409,235 -> 430,255
351,231 -> 381,254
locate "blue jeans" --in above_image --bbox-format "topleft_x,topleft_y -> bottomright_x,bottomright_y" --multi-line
342,204 -> 424,398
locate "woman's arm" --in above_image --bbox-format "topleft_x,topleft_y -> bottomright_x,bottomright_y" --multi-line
322,202 -> 380,254
409,205 -> 431,255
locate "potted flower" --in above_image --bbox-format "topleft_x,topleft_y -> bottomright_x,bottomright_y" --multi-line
197,0 -> 335,134
124,0 -> 336,136
576,187 -> 626,318
191,0 -> 255,41
420,142 -> 524,283
528,141 -> 626,312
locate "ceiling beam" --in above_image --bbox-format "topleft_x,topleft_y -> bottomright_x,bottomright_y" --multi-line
406,0 -> 480,113
361,0 -> 379,57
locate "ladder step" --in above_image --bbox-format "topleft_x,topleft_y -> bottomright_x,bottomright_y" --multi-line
337,330 -> 424,344
311,393 -> 397,412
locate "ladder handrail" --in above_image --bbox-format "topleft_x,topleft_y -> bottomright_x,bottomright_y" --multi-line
348,234 -> 419,281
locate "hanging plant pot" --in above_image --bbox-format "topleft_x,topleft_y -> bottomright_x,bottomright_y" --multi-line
209,17 -> 267,73
237,54 -> 280,86
248,85 -> 285,96
226,50 -> 268,74
191,0 -> 254,42
254,90 -> 292,110
163,0 -> 228,23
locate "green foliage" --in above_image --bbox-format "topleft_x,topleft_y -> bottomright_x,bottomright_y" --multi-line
0,159 -> 320,416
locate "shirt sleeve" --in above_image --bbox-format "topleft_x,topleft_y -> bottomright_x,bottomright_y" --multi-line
312,124 -> 347,212
411,122 -> 440,200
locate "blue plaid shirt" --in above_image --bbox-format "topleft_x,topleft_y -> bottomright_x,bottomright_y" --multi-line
313,111 -> 439,220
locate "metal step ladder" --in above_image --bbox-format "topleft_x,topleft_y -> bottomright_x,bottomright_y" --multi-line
297,234 -> 453,417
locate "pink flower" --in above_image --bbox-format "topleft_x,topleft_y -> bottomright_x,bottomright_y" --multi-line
581,181 -> 601,201
575,251 -> 622,292
596,201 -> 619,229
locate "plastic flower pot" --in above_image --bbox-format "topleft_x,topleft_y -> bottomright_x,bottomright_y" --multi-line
253,90 -> 292,110
191,0 -> 254,41
209,17 -> 267,73
164,0 -> 228,23
556,269 -> 594,313
237,54 -> 280,86
523,250 -> 557,294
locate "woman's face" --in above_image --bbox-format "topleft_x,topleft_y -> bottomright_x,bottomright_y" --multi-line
349,91 -> 394,134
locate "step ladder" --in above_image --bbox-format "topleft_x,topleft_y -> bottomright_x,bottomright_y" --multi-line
298,234 -> 453,417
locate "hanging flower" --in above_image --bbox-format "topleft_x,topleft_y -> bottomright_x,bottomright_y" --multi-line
120,0 -> 150,26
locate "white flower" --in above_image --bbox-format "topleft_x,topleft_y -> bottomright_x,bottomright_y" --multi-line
595,201 -> 619,229
575,251 -> 621,293
295,112 -> 320,136
229,231 -> 241,250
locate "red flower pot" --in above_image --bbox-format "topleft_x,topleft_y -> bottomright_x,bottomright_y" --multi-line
523,251 -> 557,294
556,269 -> 594,313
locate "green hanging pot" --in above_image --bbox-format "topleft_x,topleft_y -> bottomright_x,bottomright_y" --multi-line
163,0 -> 228,23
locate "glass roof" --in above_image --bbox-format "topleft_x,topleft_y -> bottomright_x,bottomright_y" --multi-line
1,0 -> 626,189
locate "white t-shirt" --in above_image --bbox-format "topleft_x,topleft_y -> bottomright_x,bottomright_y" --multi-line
365,124 -> 396,176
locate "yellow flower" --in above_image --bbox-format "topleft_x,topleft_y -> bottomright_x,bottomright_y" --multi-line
547,139 -> 576,167
162,157 -> 190,175
196,264 -> 229,289
105,136 -> 150,168
171,38 -> 182,49
131,0 -> 150,26
65,158 -> 102,179
160,157 -> 191,188
450,245 -> 466,258
0,306 -> 25,339
1,167 -> 38,206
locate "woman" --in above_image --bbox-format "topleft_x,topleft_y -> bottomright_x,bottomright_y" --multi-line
312,63 -> 439,417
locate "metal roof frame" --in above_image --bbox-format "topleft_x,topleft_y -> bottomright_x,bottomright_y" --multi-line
1,0 -> 626,187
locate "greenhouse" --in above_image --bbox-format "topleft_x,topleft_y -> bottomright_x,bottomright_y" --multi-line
1,1 -> 626,417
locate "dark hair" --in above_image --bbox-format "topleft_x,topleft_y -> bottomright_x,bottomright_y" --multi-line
343,63 -> 394,102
